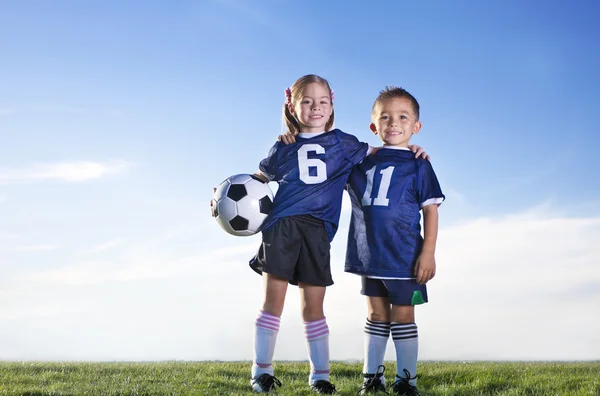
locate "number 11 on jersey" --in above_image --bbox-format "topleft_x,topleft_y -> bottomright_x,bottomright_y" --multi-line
361,166 -> 394,207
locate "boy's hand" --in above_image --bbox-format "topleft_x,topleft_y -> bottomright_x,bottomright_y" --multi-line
414,251 -> 436,284
277,131 -> 297,145
409,144 -> 430,160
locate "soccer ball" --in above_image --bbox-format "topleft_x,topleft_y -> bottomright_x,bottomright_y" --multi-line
212,174 -> 274,236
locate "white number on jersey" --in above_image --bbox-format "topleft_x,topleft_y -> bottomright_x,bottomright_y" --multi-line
298,144 -> 327,184
361,166 -> 394,207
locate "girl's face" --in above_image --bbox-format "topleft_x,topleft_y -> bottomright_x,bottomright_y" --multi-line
290,82 -> 333,133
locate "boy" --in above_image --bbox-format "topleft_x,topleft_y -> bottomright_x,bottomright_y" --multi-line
345,86 -> 444,395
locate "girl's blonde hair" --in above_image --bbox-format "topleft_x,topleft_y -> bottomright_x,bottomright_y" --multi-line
283,74 -> 335,134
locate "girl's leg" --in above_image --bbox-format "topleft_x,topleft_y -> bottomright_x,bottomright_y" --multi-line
252,273 -> 288,379
299,282 -> 329,385
390,305 -> 418,386
364,296 -> 391,381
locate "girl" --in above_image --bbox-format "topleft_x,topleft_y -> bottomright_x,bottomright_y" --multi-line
247,74 -> 366,394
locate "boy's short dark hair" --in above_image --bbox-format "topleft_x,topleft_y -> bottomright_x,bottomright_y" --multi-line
372,86 -> 420,120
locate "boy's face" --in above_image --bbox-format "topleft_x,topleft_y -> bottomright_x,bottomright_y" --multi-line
290,82 -> 333,133
370,97 -> 421,147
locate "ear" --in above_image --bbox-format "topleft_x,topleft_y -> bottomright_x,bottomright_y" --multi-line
369,123 -> 378,135
412,121 -> 422,135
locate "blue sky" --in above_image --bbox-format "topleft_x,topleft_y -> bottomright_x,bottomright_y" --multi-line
1,0 -> 599,361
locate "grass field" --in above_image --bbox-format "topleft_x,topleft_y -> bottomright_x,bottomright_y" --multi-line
0,361 -> 598,395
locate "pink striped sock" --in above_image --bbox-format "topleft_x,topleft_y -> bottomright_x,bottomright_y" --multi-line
252,310 -> 280,378
304,317 -> 330,384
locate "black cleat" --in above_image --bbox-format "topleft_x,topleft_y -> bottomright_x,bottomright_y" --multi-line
390,369 -> 419,395
311,379 -> 337,394
250,373 -> 282,393
358,365 -> 388,395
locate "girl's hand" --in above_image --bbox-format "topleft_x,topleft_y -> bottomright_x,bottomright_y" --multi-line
409,144 -> 430,160
210,188 -> 217,217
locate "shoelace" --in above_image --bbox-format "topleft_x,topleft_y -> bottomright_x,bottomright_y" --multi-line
256,374 -> 282,391
391,369 -> 419,395
357,365 -> 389,395
313,380 -> 337,393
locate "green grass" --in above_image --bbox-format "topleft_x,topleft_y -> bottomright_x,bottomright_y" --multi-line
0,361 -> 598,395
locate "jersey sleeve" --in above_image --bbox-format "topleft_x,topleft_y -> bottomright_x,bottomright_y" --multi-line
337,130 -> 369,166
416,159 -> 445,208
258,142 -> 282,182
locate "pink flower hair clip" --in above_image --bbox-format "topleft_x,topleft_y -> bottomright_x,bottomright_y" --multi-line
284,88 -> 292,104
330,89 -> 335,101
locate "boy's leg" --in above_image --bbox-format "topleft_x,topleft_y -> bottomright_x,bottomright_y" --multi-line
364,296 -> 391,380
299,282 -> 331,385
252,273 -> 288,380
390,305 -> 418,386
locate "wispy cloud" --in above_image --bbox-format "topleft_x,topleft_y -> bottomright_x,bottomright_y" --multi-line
0,160 -> 132,183
10,244 -> 58,252
31,104 -> 85,114
85,238 -> 124,253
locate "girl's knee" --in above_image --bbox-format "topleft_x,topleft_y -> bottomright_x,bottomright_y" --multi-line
262,301 -> 284,317
302,305 -> 325,322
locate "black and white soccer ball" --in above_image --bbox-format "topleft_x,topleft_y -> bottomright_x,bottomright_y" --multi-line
212,174 -> 274,236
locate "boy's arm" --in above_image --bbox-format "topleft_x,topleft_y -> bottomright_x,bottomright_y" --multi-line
414,204 -> 439,284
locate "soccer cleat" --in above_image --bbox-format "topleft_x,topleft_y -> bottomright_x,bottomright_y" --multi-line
311,379 -> 337,394
358,365 -> 387,395
390,369 -> 419,395
250,373 -> 282,393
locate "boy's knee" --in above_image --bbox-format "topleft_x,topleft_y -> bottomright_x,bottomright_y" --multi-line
367,312 -> 390,322
391,305 -> 415,323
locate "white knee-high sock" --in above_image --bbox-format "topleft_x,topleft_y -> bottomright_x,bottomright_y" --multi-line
391,322 -> 418,386
252,310 -> 280,378
363,318 -> 390,382
304,317 -> 330,385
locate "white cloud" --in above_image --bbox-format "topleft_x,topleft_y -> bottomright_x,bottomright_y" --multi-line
85,238 -> 124,253
10,244 -> 58,252
18,241 -> 258,286
0,160 -> 132,183
0,207 -> 598,361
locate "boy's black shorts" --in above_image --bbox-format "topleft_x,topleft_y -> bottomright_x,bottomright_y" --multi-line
249,215 -> 333,287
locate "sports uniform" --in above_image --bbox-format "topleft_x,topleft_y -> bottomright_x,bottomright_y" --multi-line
250,128 -> 370,286
345,146 -> 444,302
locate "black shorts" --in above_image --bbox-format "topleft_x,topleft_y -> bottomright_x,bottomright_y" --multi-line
249,215 -> 333,287
361,277 -> 428,306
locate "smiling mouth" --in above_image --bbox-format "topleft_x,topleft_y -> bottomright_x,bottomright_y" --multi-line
309,115 -> 323,119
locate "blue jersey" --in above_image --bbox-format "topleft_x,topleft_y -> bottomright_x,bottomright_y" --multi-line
344,147 -> 445,279
259,129 -> 369,241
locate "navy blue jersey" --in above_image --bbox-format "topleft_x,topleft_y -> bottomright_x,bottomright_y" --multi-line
344,147 -> 445,279
259,129 -> 369,241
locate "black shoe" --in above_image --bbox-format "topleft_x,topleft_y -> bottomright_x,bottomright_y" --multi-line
250,373 -> 282,393
390,369 -> 419,395
358,365 -> 388,395
311,380 -> 337,394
